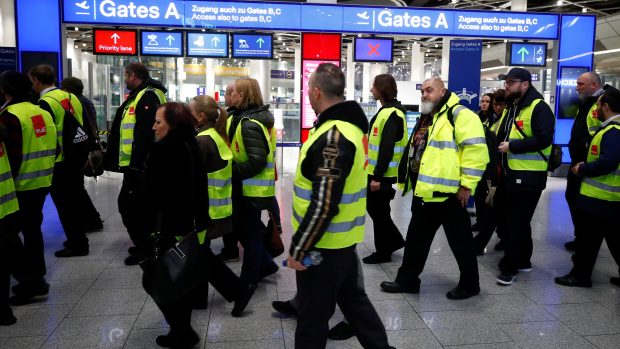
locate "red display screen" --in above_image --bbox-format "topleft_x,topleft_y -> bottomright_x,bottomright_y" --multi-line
301,33 -> 341,60
93,29 -> 137,56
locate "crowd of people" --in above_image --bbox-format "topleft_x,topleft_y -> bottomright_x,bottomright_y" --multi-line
1,61 -> 619,349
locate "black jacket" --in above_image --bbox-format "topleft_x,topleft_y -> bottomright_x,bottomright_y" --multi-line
496,86 -> 555,191
105,78 -> 167,173
368,100 -> 406,183
231,105 -> 274,209
142,129 -> 209,242
289,101 -> 369,261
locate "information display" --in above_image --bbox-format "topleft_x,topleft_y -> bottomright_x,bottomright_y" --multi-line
140,30 -> 183,56
63,1 -> 561,40
354,37 -> 393,63
187,32 -> 229,58
557,66 -> 589,119
231,33 -> 272,59
507,42 -> 547,67
93,29 -> 137,55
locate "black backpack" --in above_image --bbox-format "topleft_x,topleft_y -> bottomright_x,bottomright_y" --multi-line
47,94 -> 90,165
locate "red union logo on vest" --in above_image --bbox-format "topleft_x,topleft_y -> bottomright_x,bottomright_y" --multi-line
31,115 -> 47,138
591,144 -> 598,155
373,127 -> 378,136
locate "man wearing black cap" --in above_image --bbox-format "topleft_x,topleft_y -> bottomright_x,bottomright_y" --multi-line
0,70 -> 57,305
495,67 -> 555,286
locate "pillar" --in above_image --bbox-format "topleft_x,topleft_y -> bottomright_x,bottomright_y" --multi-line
346,43 -> 355,101
441,37 -> 451,83
410,42 -> 424,82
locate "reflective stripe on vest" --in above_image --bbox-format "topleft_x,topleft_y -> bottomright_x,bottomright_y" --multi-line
119,87 -> 166,167
411,93 -> 488,200
230,117 -> 275,198
3,103 -> 57,191
367,106 -> 408,178
197,128 -> 233,219
40,89 -> 82,163
292,119 -> 367,250
0,143 -> 19,220
580,124 -> 620,201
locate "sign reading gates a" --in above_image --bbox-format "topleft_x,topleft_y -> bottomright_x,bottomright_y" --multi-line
63,1 -> 561,40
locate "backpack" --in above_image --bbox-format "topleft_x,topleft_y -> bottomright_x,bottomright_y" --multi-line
47,94 -> 90,165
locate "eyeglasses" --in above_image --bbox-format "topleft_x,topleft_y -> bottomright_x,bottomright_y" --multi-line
504,80 -> 522,86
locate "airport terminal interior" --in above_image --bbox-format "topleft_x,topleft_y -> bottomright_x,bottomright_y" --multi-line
2,0 -> 620,348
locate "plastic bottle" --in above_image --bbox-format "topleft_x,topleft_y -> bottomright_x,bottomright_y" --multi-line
282,251 -> 323,267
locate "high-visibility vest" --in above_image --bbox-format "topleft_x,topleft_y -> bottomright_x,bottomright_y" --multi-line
2,102 -> 56,191
367,106 -> 408,178
40,89 -> 83,163
197,128 -> 233,220
119,87 -> 166,167
226,114 -> 234,139
230,117 -> 275,198
585,102 -> 601,136
0,142 -> 18,220
495,99 -> 552,172
407,93 -> 488,201
580,123 -> 620,201
292,120 -> 367,249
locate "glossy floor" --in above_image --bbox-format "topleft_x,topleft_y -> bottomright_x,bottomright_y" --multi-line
1,173 -> 619,348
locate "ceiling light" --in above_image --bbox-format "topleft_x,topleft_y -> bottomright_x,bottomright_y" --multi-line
425,53 -> 428,57
487,44 -> 491,48
451,0 -> 459,4
556,0 -> 563,6
504,39 -> 508,43
435,44 -> 438,48
358,34 -> 362,37
582,8 -> 587,13
201,29 -> 205,32
74,45 -> 78,48
74,27 -> 79,31
82,43 -> 86,47
426,49 -> 430,52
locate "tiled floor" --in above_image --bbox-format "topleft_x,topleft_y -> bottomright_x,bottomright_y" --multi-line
1,173 -> 619,348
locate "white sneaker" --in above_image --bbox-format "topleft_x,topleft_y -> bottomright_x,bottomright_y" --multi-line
496,273 -> 517,286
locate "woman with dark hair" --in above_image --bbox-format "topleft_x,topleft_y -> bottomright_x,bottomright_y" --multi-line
478,93 -> 494,124
363,74 -> 408,264
490,89 -> 507,127
228,78 -> 278,284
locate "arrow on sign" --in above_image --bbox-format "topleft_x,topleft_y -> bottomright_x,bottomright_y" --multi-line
211,36 -> 220,47
256,37 -> 265,48
166,35 -> 174,45
517,46 -> 529,62
111,33 -> 120,44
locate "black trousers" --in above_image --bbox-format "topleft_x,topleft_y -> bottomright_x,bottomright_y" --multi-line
6,188 -> 49,282
367,183 -> 404,256
497,187 -> 542,275
202,244 -> 244,302
155,292 -> 194,334
0,213 -> 19,314
396,196 -> 479,290
472,180 -> 499,253
295,245 -> 389,349
77,180 -> 101,227
234,196 -> 273,283
565,172 -> 586,243
118,172 -> 153,251
571,211 -> 620,280
50,162 -> 88,248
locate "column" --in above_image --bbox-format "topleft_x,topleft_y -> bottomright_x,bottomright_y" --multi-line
410,42 -> 424,82
346,43 -> 355,100
205,58 -> 216,96
294,47 -> 301,103
441,37 -> 451,84
0,1 -> 16,46
250,59 -> 271,103
362,63 -> 370,103
511,0 -> 527,11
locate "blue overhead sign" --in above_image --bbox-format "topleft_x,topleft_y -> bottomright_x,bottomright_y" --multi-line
231,34 -> 272,59
187,33 -> 229,58
63,1 -> 560,40
140,30 -> 183,56
507,42 -> 547,67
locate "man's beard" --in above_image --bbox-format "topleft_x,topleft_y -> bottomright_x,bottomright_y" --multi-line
420,100 -> 436,114
505,89 -> 522,103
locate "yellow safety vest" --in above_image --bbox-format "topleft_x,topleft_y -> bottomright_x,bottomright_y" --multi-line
197,128 -> 233,220
119,87 -> 166,167
495,99 -> 552,172
368,106 -> 408,178
230,117 -> 275,198
580,123 -> 620,201
406,93 -> 489,201
40,89 -> 83,163
292,119 -> 367,249
2,102 -> 56,191
0,141 -> 19,220
585,103 -> 601,136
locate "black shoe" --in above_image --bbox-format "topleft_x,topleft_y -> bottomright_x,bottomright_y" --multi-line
564,240 -> 577,251
55,246 -> 89,258
156,330 -> 175,348
216,250 -> 239,262
124,253 -> 146,266
471,222 -> 480,232
83,219 -> 104,233
232,283 -> 257,317
362,252 -> 391,264
446,286 -> 480,300
327,321 -> 355,341
9,281 -> 50,306
0,308 -> 16,326
174,328 -> 200,348
494,240 -> 505,251
380,281 -> 419,294
128,246 -> 138,256
259,262 -> 279,281
272,300 -> 297,317
496,273 -> 516,286
611,277 -> 620,287
555,274 -> 592,288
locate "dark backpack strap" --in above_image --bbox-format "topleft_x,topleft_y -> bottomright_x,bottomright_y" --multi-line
511,118 -> 550,163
